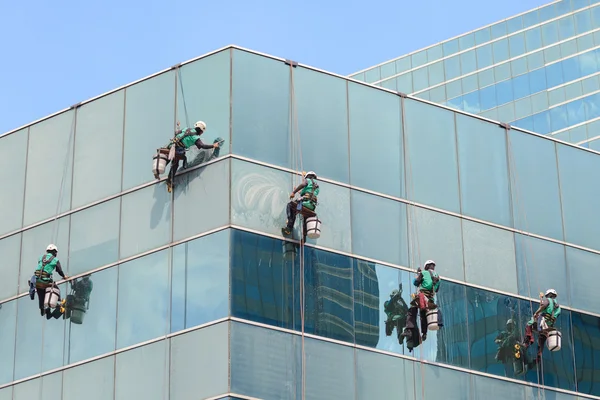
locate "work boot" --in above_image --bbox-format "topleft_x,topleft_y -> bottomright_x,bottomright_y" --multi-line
421,333 -> 427,342
40,308 -> 44,317
282,226 -> 292,236
166,180 -> 173,193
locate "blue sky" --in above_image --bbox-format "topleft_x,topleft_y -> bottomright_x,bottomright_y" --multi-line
0,0 -> 548,134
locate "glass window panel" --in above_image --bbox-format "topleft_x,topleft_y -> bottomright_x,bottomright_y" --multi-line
0,234 -> 21,300
579,51 -> 599,77
479,85 -> 497,111
577,32 -> 595,53
294,67 -> 349,183
230,229 -> 299,329
540,3 -> 558,21
40,372 -> 62,400
456,115 -> 512,226
515,235 -> 569,305
569,123 -> 588,144
351,191 -> 408,266
497,103 -> 515,123
72,91 -> 124,208
122,71 -> 175,191
513,74 -> 531,100
0,300 -> 16,385
232,50 -> 290,168
514,97 -> 533,120
305,337 -> 355,399
380,78 -> 397,91
560,39 -> 578,60
545,44 -> 563,65
572,311 -> 600,397
395,57 -> 412,74
403,100 -> 460,213
462,75 -> 478,95
119,184 -> 171,259
348,82 -> 403,198
462,91 -> 481,114
64,267 -> 117,364
475,28 -> 491,45
460,50 -> 477,75
0,129 -> 27,235
539,308 -> 576,390
563,57 -> 583,83
523,10 -> 540,27
429,85 -> 447,103
559,15 -> 576,40
412,67 -> 429,92
414,360 -> 471,399
507,16 -> 524,34
173,159 -> 229,241
24,111 -> 75,226
444,56 -> 461,81
508,130 -> 564,239
446,79 -> 462,99
478,69 -> 495,88
63,356 -> 114,400
529,68 -> 548,94
351,72 -> 365,82
68,199 -> 120,275
476,44 -> 493,70
492,39 -> 510,64
411,50 -> 427,69
428,61 -> 445,86
495,63 -> 512,82
509,33 -> 526,58
230,322 -> 299,399
443,39 -> 459,57
171,230 -> 229,332
304,247 -> 354,343
356,350 -> 415,399
575,10 -> 593,34
170,322 -> 228,400
542,21 -> 560,46
447,96 -> 464,111
13,379 -> 39,400
20,218 -> 70,295
567,246 -> 600,312
396,73 -> 414,93
549,87 -> 567,106
533,111 -> 552,134
511,115 -> 532,131
0,388 -> 10,400
510,57 -> 528,77
593,5 -> 600,29
115,340 -> 168,400
426,45 -> 443,62
459,33 -> 475,51
531,91 -> 550,113
462,220 -> 517,293
527,52 -> 545,71
491,22 -> 507,40
116,250 -> 169,349
557,142 -> 600,250
353,260 -> 383,349
364,67 -> 380,83
497,78 -> 516,107
380,61 -> 396,80
12,372 -> 62,400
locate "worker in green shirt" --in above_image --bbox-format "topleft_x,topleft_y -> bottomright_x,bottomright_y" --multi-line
523,288 -> 561,363
282,171 -> 319,236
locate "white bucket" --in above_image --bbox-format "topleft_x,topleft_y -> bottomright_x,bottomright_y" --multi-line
44,286 -> 60,309
546,330 -> 562,352
426,309 -> 439,331
152,151 -> 169,176
282,241 -> 296,261
305,216 -> 321,239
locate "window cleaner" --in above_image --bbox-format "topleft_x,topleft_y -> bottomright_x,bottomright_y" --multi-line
384,284 -> 410,345
60,275 -> 93,324
522,288 -> 562,363
152,121 -> 220,193
30,244 -> 68,317
401,260 -> 442,351
281,171 -> 322,241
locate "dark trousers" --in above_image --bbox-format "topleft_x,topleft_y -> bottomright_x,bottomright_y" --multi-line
285,201 -> 300,230
167,148 -> 187,184
36,287 -> 46,311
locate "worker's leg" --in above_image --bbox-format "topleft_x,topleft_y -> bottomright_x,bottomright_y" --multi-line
36,287 -> 46,316
419,308 -> 428,340
282,201 -> 298,235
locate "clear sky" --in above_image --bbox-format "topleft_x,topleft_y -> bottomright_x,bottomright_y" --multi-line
0,0 -> 549,134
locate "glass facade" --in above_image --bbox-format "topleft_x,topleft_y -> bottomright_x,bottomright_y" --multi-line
1,46 -> 599,399
351,0 -> 600,150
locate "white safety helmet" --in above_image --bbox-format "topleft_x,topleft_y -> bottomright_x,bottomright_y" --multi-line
424,260 -> 436,268
305,171 -> 317,179
545,288 -> 558,297
46,244 -> 58,252
194,121 -> 206,132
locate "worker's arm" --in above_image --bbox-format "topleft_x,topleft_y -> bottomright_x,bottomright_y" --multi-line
533,299 -> 548,318
292,179 -> 308,194
194,138 -> 217,150
55,261 -> 67,279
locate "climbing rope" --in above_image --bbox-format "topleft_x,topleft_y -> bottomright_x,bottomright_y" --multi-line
176,67 -> 191,130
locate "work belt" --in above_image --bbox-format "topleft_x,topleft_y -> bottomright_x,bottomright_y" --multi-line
34,270 -> 51,280
302,193 -> 318,204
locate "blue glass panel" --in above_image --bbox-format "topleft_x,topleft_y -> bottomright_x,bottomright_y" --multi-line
546,62 -> 565,88
509,33 -> 526,58
459,33 -> 475,51
446,79 -> 462,99
514,116 -> 534,132
525,27 -> 543,53
348,82 -> 403,198
549,87 -> 567,106
529,68 -> 547,94
411,50 -> 428,69
561,39 -> 578,60
533,111 -> 551,134
507,16 -> 524,34
514,97 -> 533,120
356,350 -> 415,399
513,74 -> 530,100
495,63 -> 512,82
444,56 -> 461,81
523,10 -> 540,27
475,28 -> 491,45
593,5 -> 600,29
530,91 -> 549,114
551,106 -> 570,131
396,73 -> 413,93
0,234 -> 21,300
0,129 -> 27,235
364,66 -> 380,83
428,61 -> 445,86
114,340 -> 167,400
491,22 -> 507,40
63,357 -> 115,400
577,32 -> 595,52
443,39 -> 459,57
579,50 -> 599,76
510,58 -> 528,77
412,67 -> 429,92
462,74 -> 478,93
305,338 -> 355,399
462,91 -> 481,113
476,44 -> 493,70
429,85 -> 447,103
545,44 -> 562,64
496,79 -> 514,105
559,15 -> 576,40
542,21 -> 560,46
460,50 -> 477,75
0,300 -> 16,385
566,246 -> 600,312
426,45 -> 443,63
563,57 -> 582,82
497,103 -> 515,123
492,38 -> 510,64
479,85 -> 497,111
572,311 -> 600,397
557,143 -> 600,250
395,57 -> 412,74
403,100 -> 460,213
380,61 -> 396,80
539,3 -> 558,21
456,115 -> 512,226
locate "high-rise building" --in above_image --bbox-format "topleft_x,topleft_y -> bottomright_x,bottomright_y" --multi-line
351,0 -> 600,150
0,32 -> 599,400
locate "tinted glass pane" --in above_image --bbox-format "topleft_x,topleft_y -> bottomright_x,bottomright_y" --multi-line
119,184 -> 171,259
351,191 -> 408,266
305,337 -> 355,400
169,322 -> 228,400
356,349 -> 415,399
12,373 -> 62,400
348,82 -> 404,197
115,340 -> 168,400
231,322 -> 299,399
414,361 -> 471,399
63,356 -> 114,400
556,143 -> 600,250
404,100 -> 460,213
572,311 -> 600,397
294,67 -> 349,183
0,300 -> 16,385
508,130 -> 564,240
64,268 -> 117,364
304,246 -> 354,343
171,230 -> 229,332
24,111 -> 74,226
116,250 -> 169,349
68,199 -> 120,275
0,234 -> 21,300
462,220 -> 517,294
232,50 -> 290,167
456,115 -> 512,226
122,71 -> 175,191
72,91 -> 124,208
0,129 -> 27,235
476,44 -> 494,70
566,246 -> 600,313
230,229 -> 299,329
173,159 -> 229,241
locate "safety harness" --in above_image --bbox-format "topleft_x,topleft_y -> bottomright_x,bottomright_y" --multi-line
34,254 -> 55,281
